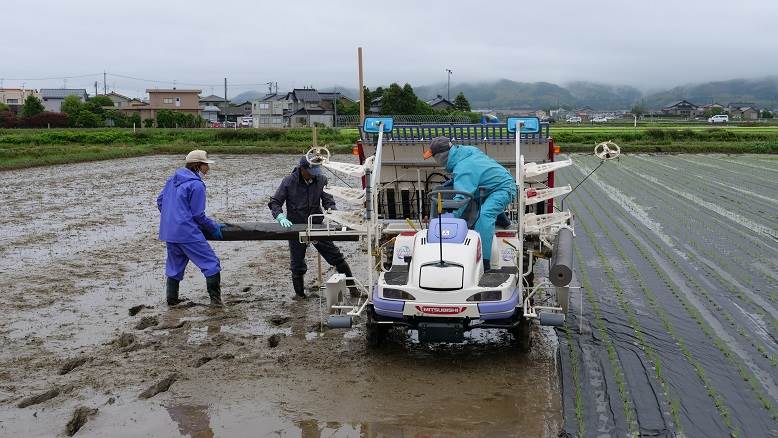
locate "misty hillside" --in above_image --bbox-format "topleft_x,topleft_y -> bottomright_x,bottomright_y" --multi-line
232,77 -> 778,110
642,77 -> 778,109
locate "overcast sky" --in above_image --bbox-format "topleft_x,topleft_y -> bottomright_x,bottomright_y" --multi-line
3,0 -> 777,98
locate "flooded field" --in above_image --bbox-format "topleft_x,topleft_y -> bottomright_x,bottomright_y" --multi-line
2,153 -> 776,437
0,155 -> 561,437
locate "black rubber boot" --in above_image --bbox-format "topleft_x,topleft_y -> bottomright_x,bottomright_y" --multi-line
335,262 -> 359,297
166,277 -> 184,306
483,259 -> 491,271
206,273 -> 223,307
292,274 -> 306,299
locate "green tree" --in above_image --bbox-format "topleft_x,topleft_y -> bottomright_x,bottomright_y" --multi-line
381,83 -> 421,114
74,109 -> 102,127
60,95 -> 83,118
0,102 -> 9,112
143,118 -> 154,128
129,113 -> 142,127
156,109 -> 174,128
453,92 -> 471,112
760,109 -> 773,119
335,99 -> 359,116
20,95 -> 45,118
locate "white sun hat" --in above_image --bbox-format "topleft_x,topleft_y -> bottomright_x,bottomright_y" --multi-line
185,150 -> 215,164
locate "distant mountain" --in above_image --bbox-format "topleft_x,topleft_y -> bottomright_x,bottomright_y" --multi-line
643,77 -> 778,109
416,79 -> 576,110
565,82 -> 642,110
231,77 -> 778,111
230,90 -> 267,104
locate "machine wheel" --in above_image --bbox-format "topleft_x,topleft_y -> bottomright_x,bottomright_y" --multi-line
366,307 -> 387,348
512,317 -> 532,352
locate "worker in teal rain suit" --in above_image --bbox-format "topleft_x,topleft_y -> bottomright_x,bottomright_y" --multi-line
423,137 -> 517,270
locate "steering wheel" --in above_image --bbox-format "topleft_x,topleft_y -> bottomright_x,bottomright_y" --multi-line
305,146 -> 331,166
594,141 -> 621,160
427,190 -> 474,211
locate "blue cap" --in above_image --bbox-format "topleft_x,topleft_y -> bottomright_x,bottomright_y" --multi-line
299,156 -> 322,175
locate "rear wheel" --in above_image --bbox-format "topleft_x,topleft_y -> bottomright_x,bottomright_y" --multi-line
366,307 -> 387,348
512,317 -> 532,352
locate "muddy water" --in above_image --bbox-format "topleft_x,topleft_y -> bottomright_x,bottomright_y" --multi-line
0,155 -> 561,437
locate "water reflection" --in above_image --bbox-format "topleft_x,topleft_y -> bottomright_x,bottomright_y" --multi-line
166,404 -> 214,438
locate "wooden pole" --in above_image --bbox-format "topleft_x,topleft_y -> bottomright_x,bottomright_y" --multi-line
312,125 -> 318,147
358,47 -> 365,126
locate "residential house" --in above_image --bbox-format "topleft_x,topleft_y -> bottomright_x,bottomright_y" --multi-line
117,88 -> 201,124
699,103 -> 725,115
0,88 -> 39,113
222,101 -> 253,123
661,100 -> 699,118
283,88 -> 334,127
40,88 -> 89,112
368,96 -> 382,115
426,95 -> 454,111
252,94 -> 289,128
201,106 -> 221,123
318,92 -> 354,113
101,91 -> 132,108
287,107 -> 333,128
199,94 -> 228,109
727,102 -> 760,120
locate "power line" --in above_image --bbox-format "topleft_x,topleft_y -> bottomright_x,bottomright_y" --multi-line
0,73 -> 102,81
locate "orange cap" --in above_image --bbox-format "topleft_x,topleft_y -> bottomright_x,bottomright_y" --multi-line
423,150 -> 434,159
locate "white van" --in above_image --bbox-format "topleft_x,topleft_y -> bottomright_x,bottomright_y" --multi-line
708,114 -> 728,124
566,116 -> 582,123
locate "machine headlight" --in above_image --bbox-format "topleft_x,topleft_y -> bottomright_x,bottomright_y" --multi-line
383,288 -> 416,301
466,290 -> 502,302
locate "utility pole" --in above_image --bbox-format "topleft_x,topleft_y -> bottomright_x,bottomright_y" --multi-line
94,81 -> 98,97
333,86 -> 338,127
446,68 -> 453,101
103,71 -> 107,94
358,47 -> 365,126
224,77 -> 228,108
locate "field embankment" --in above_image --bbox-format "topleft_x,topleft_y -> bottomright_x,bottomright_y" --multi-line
1,126 -> 777,170
0,128 -> 359,170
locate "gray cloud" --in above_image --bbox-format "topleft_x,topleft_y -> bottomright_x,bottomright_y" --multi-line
3,0 -> 777,98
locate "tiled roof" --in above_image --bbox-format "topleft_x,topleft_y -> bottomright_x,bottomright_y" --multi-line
292,89 -> 321,103
40,89 -> 88,99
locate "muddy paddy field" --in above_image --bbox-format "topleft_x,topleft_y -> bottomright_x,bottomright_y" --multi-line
0,155 -> 560,437
1,153 -> 776,437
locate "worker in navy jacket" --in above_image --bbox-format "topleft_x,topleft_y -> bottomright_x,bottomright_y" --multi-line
157,150 -> 225,306
268,156 -> 353,299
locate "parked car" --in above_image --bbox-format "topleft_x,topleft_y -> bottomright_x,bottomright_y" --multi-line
209,121 -> 223,128
240,117 -> 253,128
708,114 -> 729,124
592,117 -> 608,123
225,121 -> 237,128
566,116 -> 582,123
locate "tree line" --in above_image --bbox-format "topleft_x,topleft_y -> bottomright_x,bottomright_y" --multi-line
335,83 -> 476,117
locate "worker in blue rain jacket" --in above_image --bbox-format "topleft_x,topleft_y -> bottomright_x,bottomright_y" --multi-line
268,156 -> 354,299
423,137 -> 517,271
157,150 -> 226,306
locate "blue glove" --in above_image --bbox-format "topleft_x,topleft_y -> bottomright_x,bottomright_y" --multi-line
440,178 -> 454,188
276,214 -> 293,228
213,223 -> 226,240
